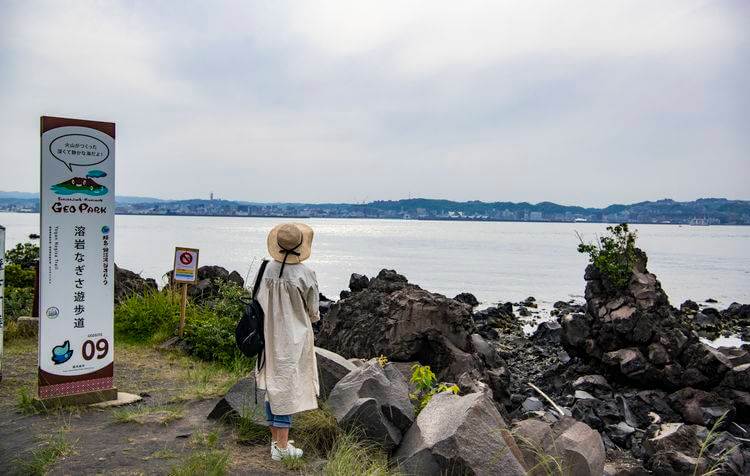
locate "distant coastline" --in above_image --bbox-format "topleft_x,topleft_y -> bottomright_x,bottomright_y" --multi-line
1,194 -> 748,225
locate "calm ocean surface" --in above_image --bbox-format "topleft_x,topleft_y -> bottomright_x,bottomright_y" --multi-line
2,212 -> 748,309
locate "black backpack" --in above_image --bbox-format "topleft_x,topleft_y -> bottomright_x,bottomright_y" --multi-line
235,259 -> 269,368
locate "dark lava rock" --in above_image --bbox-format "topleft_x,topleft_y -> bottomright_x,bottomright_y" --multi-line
115,265 -> 158,303
667,387 -> 735,427
207,375 -> 267,425
348,273 -> 369,293
315,347 -> 357,400
680,299 -> 699,314
706,298 -> 718,303
533,321 -> 562,344
474,302 -> 522,337
395,391 -> 527,475
513,416 -> 606,476
227,270 -> 244,287
327,359 -> 414,450
454,292 -> 479,307
317,269 -> 511,405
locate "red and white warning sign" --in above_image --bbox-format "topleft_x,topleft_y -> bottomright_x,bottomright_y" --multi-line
173,247 -> 199,283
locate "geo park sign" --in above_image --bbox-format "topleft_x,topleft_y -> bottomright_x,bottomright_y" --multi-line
39,116 -> 117,402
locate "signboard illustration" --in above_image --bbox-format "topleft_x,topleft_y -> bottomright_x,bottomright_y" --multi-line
173,247 -> 199,284
39,116 -> 116,402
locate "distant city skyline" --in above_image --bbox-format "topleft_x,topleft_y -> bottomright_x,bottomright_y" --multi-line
1,1 -> 748,207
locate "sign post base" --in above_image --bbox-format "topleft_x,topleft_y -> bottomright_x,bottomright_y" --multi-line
37,387 -> 118,407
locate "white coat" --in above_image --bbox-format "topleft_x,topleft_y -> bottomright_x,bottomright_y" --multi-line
255,259 -> 320,415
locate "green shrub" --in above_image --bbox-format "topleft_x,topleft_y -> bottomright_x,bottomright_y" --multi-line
5,242 -> 39,268
182,282 -> 250,366
114,290 -> 180,342
114,281 -> 252,367
5,264 -> 35,288
577,223 -> 638,289
409,364 -> 459,413
4,286 -> 34,320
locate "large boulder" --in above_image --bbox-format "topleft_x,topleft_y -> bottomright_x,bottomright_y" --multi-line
561,248 -> 740,391
316,269 -> 509,403
315,347 -> 357,400
513,417 -> 606,476
114,265 -> 158,303
327,360 -> 414,451
207,375 -> 267,425
395,391 -> 527,476
667,387 -> 735,427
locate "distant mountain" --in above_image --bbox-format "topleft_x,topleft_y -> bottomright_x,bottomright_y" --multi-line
117,195 -> 165,204
0,191 -> 37,199
0,191 -> 164,204
1,191 -> 748,225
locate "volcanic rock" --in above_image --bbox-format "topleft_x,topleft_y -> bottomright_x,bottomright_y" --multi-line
533,321 -> 562,344
317,269 -> 510,404
349,273 -> 369,293
327,359 -> 414,450
315,347 -> 357,400
114,265 -> 158,303
512,416 -> 606,476
207,375 -> 267,425
454,292 -> 479,307
395,391 -> 527,475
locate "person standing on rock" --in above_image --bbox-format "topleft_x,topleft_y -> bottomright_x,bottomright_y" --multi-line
255,223 -> 320,461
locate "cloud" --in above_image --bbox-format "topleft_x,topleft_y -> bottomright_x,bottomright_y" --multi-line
0,0 -> 747,206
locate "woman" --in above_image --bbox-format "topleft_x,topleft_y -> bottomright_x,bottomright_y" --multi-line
255,223 -> 320,461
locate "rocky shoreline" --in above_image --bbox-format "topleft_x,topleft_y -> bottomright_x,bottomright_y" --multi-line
116,250 -> 750,475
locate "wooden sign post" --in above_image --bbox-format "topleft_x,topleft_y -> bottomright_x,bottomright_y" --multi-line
173,247 -> 199,337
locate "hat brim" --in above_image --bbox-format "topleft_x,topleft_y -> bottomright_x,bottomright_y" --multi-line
267,223 -> 314,264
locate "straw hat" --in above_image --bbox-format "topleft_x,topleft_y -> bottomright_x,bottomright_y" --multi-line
267,223 -> 314,265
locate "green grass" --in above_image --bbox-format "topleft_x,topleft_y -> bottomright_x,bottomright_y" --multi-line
235,417 -> 270,445
322,432 -> 400,476
112,404 -> 184,425
14,430 -> 75,476
293,406 -> 342,457
16,386 -> 41,415
169,450 -> 229,476
694,411 -> 737,476
169,429 -> 228,476
512,430 -> 567,476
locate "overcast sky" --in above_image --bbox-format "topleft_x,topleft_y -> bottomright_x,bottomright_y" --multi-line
1,1 -> 747,207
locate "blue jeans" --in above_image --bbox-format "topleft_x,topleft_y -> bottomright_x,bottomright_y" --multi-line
264,401 -> 292,428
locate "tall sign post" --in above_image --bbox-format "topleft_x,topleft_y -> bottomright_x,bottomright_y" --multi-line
173,247 -> 199,337
0,225 -> 5,383
39,116 -> 116,403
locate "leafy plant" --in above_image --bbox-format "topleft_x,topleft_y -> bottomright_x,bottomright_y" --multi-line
376,355 -> 389,368
576,223 -> 638,289
409,364 -> 459,413
4,263 -> 35,288
5,242 -> 39,269
115,290 -> 180,341
4,286 -> 34,320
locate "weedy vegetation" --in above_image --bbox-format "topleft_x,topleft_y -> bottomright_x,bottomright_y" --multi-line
13,429 -> 76,476
694,411 -> 737,476
576,223 -> 638,289
409,363 -> 459,413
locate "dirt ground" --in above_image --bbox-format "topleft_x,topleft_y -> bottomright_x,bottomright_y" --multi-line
0,338 -> 300,475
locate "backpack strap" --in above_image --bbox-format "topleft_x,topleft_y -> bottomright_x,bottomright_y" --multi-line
252,259 -> 269,299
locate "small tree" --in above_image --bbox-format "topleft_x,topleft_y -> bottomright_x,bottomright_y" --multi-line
577,223 -> 638,289
5,242 -> 39,269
